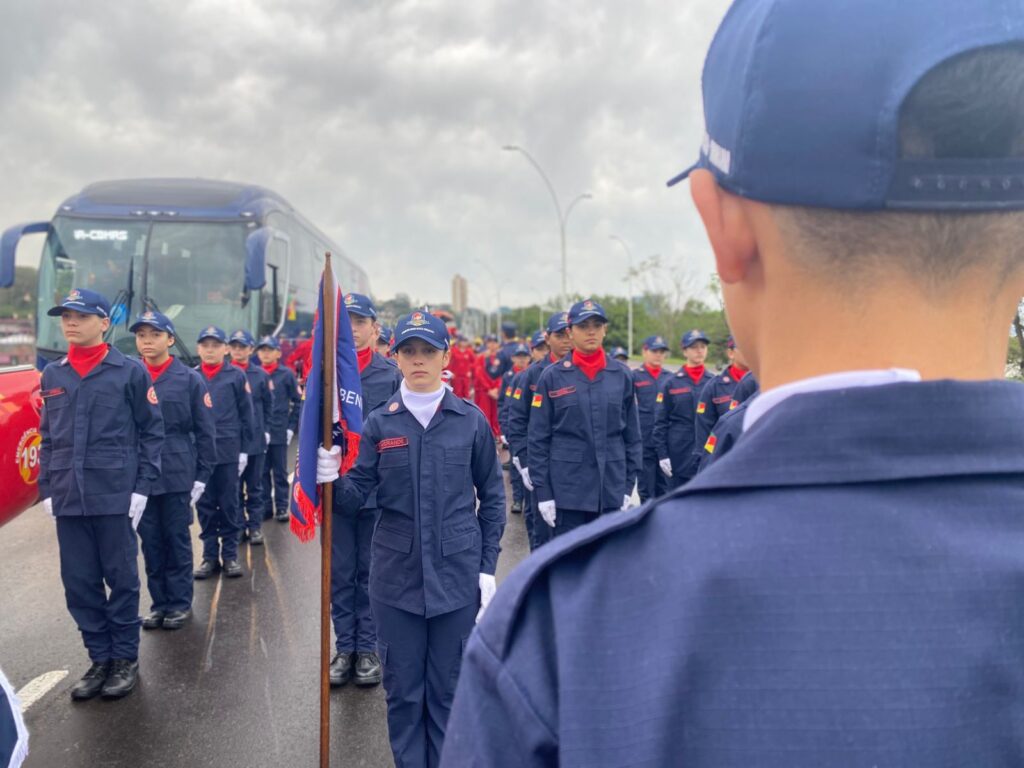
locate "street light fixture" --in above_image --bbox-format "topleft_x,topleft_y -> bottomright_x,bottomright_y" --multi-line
502,144 -> 591,308
609,235 -> 634,358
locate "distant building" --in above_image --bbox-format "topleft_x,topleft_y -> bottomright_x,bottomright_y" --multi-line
452,274 -> 468,314
0,319 -> 35,366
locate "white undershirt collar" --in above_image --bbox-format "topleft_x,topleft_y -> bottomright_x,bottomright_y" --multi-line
400,380 -> 446,429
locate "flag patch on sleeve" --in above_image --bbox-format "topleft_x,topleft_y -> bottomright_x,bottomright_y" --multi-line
696,402 -> 707,414
704,435 -> 717,454
531,394 -> 543,408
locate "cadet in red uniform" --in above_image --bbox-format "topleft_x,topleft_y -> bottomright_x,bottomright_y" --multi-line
473,334 -> 502,437
39,288 -> 164,700
447,334 -> 476,399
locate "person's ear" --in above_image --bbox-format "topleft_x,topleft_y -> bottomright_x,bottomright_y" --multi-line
690,169 -> 759,285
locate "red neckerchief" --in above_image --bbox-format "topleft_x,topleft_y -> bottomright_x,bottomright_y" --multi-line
549,353 -> 559,364
728,364 -> 748,381
231,359 -> 248,371
67,343 -> 108,378
262,362 -> 279,375
643,364 -> 663,380
684,364 -> 705,385
201,362 -> 223,380
513,363 -> 527,373
572,348 -> 606,381
357,346 -> 373,373
144,356 -> 174,382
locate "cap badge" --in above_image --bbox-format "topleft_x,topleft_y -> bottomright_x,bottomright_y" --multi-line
143,311 -> 156,321
67,289 -> 82,302
205,326 -> 216,336
655,337 -> 663,345
409,312 -> 427,327
582,299 -> 595,311
344,294 -> 355,306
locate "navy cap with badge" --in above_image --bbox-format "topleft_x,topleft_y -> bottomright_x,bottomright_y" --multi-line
47,287 -> 112,319
643,335 -> 669,352
255,335 -> 280,351
545,312 -> 569,334
378,325 -> 392,344
610,346 -> 629,361
568,298 -> 607,325
667,0 -> 1024,212
529,330 -> 546,349
512,343 -> 530,357
483,333 -> 498,343
228,329 -> 256,347
391,310 -> 450,352
681,329 -> 710,349
726,335 -> 737,350
129,310 -> 176,336
197,325 -> 228,344
344,292 -> 377,319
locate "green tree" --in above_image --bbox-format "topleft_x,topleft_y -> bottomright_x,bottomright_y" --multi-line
0,266 -> 37,318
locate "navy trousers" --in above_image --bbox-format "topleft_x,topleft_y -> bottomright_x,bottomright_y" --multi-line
56,515 -> 141,662
637,449 -> 666,503
137,492 -> 193,613
531,490 -> 552,548
239,453 -> 266,531
522,489 -> 536,551
509,465 -> 524,505
553,508 -> 601,540
263,443 -> 290,516
331,506 -> 376,653
196,462 -> 241,562
372,600 -> 477,768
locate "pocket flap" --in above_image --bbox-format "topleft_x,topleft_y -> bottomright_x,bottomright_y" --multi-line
83,450 -> 127,469
550,445 -> 582,462
444,447 -> 472,464
442,529 -> 479,556
375,526 -> 413,553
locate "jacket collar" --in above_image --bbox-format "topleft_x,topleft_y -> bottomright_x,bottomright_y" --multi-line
382,387 -> 468,417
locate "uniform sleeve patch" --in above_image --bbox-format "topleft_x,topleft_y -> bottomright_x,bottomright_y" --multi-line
549,386 -> 576,399
147,386 -> 159,405
704,435 -> 717,454
655,392 -> 664,403
513,388 -> 522,400
696,402 -> 707,414
505,387 -> 513,397
531,394 -> 543,408
729,399 -> 739,410
204,392 -> 213,408
377,437 -> 409,452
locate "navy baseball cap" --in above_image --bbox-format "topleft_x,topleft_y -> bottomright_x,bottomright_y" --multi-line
568,298 -> 607,325
256,335 -> 280,350
610,346 -> 629,360
483,333 -> 498,343
667,0 -> 1024,211
129,310 -> 176,336
512,343 -> 530,356
545,312 -> 570,334
343,292 -> 377,319
378,325 -> 392,344
726,335 -> 737,350
529,330 -> 546,349
501,321 -> 517,334
47,287 -> 111,318
643,335 -> 669,352
392,310 -> 450,352
229,329 -> 256,347
197,325 -> 228,344
681,329 -> 710,348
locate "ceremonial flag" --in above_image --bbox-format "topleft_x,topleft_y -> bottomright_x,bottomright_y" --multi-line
290,262 -> 364,543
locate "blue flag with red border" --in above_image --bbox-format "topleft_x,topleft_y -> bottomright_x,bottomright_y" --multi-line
289,264 -> 363,542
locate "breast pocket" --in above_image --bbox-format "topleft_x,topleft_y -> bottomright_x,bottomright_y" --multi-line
376,446 -> 413,514
42,392 -> 72,436
551,393 -> 584,433
89,399 -> 127,444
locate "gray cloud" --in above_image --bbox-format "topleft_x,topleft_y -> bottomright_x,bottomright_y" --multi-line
1,0 -> 730,310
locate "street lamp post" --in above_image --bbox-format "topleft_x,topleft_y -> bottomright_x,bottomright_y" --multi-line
502,145 -> 591,308
609,235 -> 634,358
474,258 -> 502,336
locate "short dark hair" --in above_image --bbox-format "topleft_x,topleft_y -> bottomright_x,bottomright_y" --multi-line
775,44 -> 1024,289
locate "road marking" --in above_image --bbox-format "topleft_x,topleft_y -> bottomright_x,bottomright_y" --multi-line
16,670 -> 68,712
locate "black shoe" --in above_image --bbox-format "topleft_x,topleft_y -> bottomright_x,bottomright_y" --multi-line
193,560 -> 220,580
353,652 -> 382,686
70,662 -> 110,701
162,609 -> 191,630
249,529 -> 264,545
329,652 -> 353,687
510,499 -> 523,514
275,509 -> 290,523
223,560 -> 243,578
142,611 -> 165,630
101,659 -> 139,699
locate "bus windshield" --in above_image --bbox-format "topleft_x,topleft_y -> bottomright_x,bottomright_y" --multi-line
37,217 -> 259,360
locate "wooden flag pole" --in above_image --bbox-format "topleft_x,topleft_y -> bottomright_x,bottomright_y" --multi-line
320,253 -> 336,768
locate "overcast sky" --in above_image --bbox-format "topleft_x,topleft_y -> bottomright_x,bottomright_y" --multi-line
1,0 -> 729,310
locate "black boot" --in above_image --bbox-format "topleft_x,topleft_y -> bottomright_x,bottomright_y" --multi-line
193,560 -> 220,580
354,652 -> 382,686
510,499 -> 523,514
142,611 -> 165,630
249,529 -> 265,545
70,662 -> 110,701
329,652 -> 353,687
223,559 -> 243,578
162,609 -> 191,630
101,659 -> 139,699
275,508 -> 290,522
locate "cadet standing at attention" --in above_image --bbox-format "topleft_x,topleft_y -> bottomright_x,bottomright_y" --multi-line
376,325 -> 393,358
193,326 -> 255,580
39,288 -> 163,700
317,310 -> 505,768
228,330 -> 273,545
699,367 -> 760,471
653,329 -> 714,488
329,293 -> 399,689
444,4 -> 1024,764
256,336 -> 301,522
497,343 -> 530,515
132,311 -> 216,631
631,335 -> 673,503
693,335 -> 750,457
527,299 -> 642,539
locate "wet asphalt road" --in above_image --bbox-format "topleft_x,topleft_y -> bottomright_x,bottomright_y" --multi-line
0,469 -> 531,768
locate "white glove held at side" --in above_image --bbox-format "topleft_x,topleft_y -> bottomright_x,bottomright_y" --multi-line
538,500 -> 556,528
265,432 -> 271,446
129,493 -> 148,531
520,467 -> 534,492
286,429 -> 294,446
238,453 -> 248,476
42,498 -> 54,518
621,494 -> 632,511
190,481 -> 206,506
512,455 -> 522,473
316,446 -> 341,484
476,573 -> 497,623
659,458 -> 672,477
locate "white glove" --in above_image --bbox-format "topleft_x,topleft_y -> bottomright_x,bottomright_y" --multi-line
316,445 -> 341,484
520,466 -> 534,491
265,432 -> 271,446
476,573 -> 497,623
659,458 -> 672,477
129,493 -> 148,531
286,429 -> 294,446
42,498 -> 54,518
500,435 -> 508,448
538,500 -> 556,527
512,455 -> 522,473
621,494 -> 632,511
238,453 -> 248,476
190,481 -> 206,506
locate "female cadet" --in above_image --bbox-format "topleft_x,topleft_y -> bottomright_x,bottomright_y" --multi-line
631,335 -> 673,502
132,311 -> 216,630
317,310 -> 505,768
256,336 -> 301,522
653,329 -> 715,488
693,335 -> 751,457
497,343 -> 531,515
527,299 -> 643,539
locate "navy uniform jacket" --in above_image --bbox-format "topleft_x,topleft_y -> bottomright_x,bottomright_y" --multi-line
652,367 -> 714,478
497,367 -> 527,436
506,357 -> 552,467
198,363 -> 255,465
443,380 -> 1024,767
265,365 -> 301,445
693,368 -> 748,460
149,358 -> 217,495
240,361 -> 273,456
698,373 -> 761,472
336,389 -> 506,618
355,351 -> 402,511
39,346 -> 164,516
630,365 -> 673,453
527,355 -> 642,512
